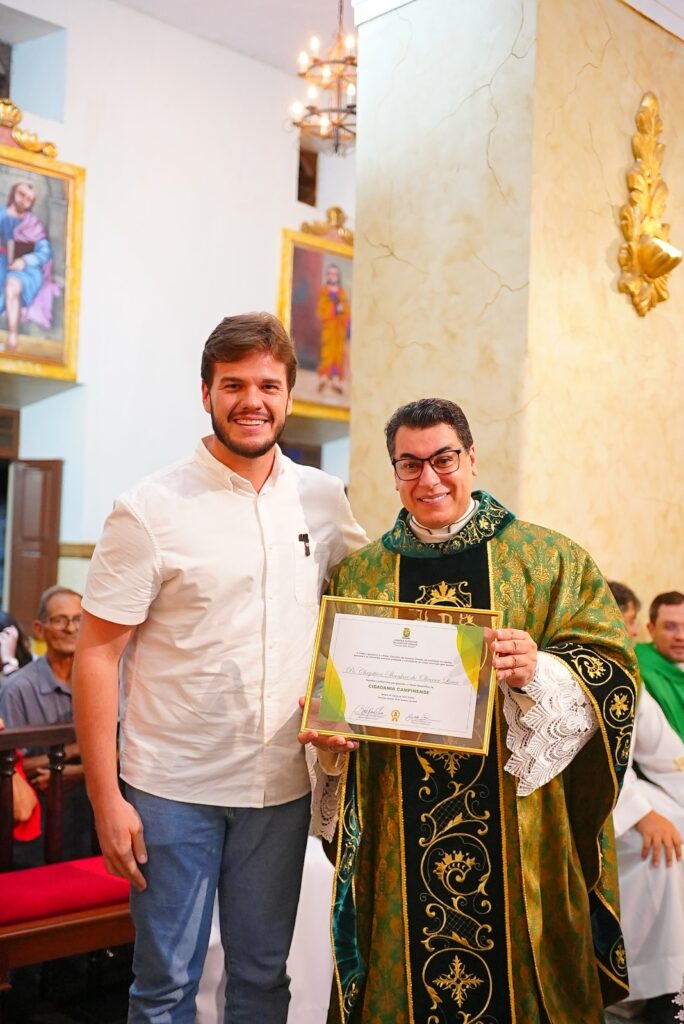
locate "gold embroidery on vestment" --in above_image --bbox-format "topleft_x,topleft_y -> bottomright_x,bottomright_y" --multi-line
433,954 -> 484,1008
415,580 -> 473,607
412,742 -> 495,1021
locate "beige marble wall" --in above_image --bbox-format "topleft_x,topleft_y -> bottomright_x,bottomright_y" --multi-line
524,0 -> 684,602
352,0 -> 683,605
350,0 -> 538,538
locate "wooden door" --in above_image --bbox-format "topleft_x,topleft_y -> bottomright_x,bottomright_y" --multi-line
7,460 -> 63,634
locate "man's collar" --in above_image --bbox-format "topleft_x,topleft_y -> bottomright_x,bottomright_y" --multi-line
382,491 -> 515,559
408,497 -> 479,542
37,655 -> 72,694
195,439 -> 284,492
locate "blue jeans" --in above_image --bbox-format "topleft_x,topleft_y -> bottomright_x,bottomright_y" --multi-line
125,786 -> 310,1024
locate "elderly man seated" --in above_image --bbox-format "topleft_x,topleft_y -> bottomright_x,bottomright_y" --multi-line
0,585 -> 91,863
609,583 -> 684,1024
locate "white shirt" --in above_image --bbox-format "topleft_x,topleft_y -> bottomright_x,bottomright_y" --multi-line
83,442 -> 368,808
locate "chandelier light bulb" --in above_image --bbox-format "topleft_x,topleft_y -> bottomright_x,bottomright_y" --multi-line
310,36 -> 320,54
307,85 -> 318,101
298,51 -> 309,71
290,100 -> 305,121
345,34 -> 356,55
320,114 -> 331,135
346,83 -> 356,100
321,64 -> 332,81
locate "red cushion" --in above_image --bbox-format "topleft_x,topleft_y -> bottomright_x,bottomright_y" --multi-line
0,856 -> 130,926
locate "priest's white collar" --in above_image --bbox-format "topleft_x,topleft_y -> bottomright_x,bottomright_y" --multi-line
408,496 -> 479,544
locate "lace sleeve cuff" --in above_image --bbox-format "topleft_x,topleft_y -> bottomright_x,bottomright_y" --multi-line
502,651 -> 598,797
306,744 -> 344,842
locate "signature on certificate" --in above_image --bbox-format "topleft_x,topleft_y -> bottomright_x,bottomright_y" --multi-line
351,704 -> 386,721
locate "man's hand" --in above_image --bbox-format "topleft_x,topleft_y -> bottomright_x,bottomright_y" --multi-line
32,763 -> 85,793
489,628 -> 538,689
93,792 -> 148,892
297,696 -> 358,752
636,810 -> 683,867
9,258 -> 25,271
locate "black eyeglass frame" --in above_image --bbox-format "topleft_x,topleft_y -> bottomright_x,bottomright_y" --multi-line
45,614 -> 82,630
391,447 -> 465,481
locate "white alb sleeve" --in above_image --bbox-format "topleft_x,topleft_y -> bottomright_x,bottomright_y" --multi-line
612,765 -> 654,837
502,650 -> 598,796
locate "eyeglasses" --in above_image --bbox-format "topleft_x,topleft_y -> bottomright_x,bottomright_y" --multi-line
392,448 -> 464,481
46,614 -> 82,631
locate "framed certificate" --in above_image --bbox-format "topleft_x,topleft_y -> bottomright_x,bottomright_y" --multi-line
301,596 -> 502,754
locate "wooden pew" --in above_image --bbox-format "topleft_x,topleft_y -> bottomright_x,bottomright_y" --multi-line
0,723 -> 134,995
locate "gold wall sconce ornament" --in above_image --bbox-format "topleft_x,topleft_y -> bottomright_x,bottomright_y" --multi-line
301,206 -> 354,245
618,92 -> 681,317
0,99 -> 57,157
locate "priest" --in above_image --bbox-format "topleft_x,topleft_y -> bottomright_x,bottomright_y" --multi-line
302,397 -> 638,1024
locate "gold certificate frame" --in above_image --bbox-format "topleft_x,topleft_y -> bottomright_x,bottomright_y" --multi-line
302,596 -> 502,754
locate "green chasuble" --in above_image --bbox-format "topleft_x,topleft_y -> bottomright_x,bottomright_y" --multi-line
326,492 -> 638,1024
636,642 -> 684,742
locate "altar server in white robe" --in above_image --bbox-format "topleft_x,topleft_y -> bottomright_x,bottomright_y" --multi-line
609,582 -> 684,1024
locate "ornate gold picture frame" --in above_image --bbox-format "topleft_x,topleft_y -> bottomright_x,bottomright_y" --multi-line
0,141 -> 85,380
278,227 -> 352,421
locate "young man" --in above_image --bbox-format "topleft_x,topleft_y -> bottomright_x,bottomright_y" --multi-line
73,313 -> 367,1023
609,582 -> 684,1024
303,397 -> 637,1024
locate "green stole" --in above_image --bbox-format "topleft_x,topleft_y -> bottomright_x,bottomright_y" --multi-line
637,642 -> 684,741
327,492 -> 637,1024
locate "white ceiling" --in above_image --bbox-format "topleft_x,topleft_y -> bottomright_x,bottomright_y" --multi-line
620,0 -> 684,41
114,0 -> 356,76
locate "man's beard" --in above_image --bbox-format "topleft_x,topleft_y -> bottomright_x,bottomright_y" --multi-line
210,406 -> 285,460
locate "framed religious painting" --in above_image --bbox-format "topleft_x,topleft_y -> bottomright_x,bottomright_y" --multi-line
278,226 -> 352,420
0,138 -> 85,380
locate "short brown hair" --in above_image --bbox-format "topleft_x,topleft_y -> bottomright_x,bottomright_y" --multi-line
200,313 -> 297,390
385,398 -> 474,459
607,581 -> 641,613
649,591 -> 684,624
37,585 -> 82,622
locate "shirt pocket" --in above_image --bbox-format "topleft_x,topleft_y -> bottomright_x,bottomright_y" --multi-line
293,540 -> 330,607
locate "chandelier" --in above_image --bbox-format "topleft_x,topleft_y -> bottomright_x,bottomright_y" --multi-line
290,0 -> 357,155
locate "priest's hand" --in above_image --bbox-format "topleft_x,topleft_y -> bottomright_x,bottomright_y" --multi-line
297,696 -> 358,752
490,628 -> 538,689
636,810 -> 683,867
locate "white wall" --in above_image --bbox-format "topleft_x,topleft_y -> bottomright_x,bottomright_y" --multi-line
9,0 -> 354,540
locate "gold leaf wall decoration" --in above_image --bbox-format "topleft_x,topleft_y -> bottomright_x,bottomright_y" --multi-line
618,92 -> 681,317
0,98 -> 58,157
